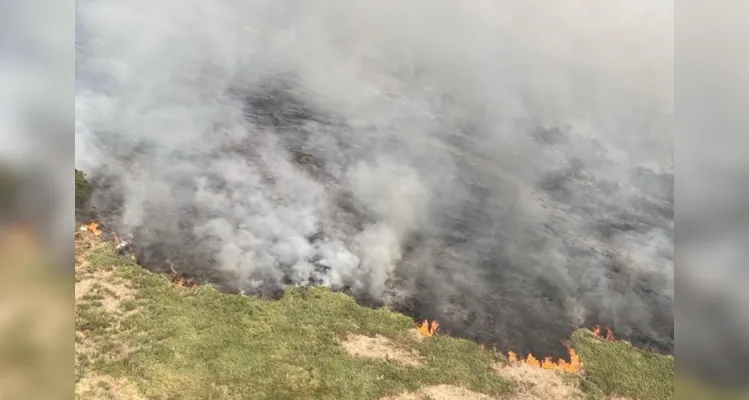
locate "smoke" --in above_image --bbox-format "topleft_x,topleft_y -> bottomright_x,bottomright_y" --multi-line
75,0 -> 673,360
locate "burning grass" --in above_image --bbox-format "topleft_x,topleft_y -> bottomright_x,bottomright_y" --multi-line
499,325 -> 612,374
416,320 -> 439,337
492,363 -> 584,400
79,222 -> 102,236
506,345 -> 581,374
75,230 -> 675,400
74,232 -> 512,399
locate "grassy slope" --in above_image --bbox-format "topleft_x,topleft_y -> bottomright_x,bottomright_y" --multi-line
573,330 -> 673,399
75,234 -> 675,400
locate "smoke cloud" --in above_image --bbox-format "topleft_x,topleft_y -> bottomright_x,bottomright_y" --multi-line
75,0 -> 674,361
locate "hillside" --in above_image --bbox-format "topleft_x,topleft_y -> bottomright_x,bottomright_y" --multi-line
74,226 -> 674,400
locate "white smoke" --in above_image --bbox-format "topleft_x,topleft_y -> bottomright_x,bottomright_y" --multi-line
75,0 -> 674,358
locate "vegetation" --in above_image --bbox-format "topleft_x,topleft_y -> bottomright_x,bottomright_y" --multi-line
73,166 -> 681,399
75,239 -> 512,399
572,330 -> 673,399
75,231 -> 677,400
75,169 -> 94,210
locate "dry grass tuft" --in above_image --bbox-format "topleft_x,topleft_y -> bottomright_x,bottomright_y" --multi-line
75,230 -> 144,399
76,374 -> 146,400
492,363 -> 583,400
381,384 -> 497,400
341,333 -> 424,366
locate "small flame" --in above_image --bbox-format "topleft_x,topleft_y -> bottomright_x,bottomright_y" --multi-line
592,325 -> 615,342
80,222 -> 102,236
525,353 -> 541,368
417,320 -> 440,337
167,261 -> 196,288
505,344 -> 582,373
172,275 -> 196,288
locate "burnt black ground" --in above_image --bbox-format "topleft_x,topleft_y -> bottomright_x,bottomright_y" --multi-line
82,83 -> 674,363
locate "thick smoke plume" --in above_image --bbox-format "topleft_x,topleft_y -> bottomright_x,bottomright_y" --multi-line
75,0 -> 674,360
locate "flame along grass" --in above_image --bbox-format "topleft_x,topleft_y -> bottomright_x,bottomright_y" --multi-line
79,222 -> 102,236
75,229 -> 674,400
503,324 -> 611,374
167,261 -> 197,288
83,221 -> 199,288
416,320 -> 440,337
75,233 -> 513,399
591,325 -> 615,342
507,345 -> 582,374
418,320 -> 622,374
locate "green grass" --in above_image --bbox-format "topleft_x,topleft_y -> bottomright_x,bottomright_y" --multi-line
572,330 -> 674,399
76,243 -> 512,400
75,238 -> 677,400
75,169 -> 93,210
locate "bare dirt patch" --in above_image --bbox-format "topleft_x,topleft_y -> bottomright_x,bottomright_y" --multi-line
75,233 -> 138,316
381,384 -> 497,400
76,270 -> 136,314
75,232 -> 143,399
341,334 -> 423,366
492,363 -> 583,400
75,278 -> 96,301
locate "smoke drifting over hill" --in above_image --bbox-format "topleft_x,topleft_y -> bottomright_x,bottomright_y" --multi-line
75,0 -> 673,361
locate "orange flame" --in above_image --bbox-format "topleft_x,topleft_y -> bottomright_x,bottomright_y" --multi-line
506,344 -> 581,373
172,275 -> 196,288
417,320 -> 440,337
525,353 -> 541,368
167,261 -> 196,288
413,320 -> 617,374
500,325 -> 615,373
80,222 -> 102,236
592,325 -> 615,342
